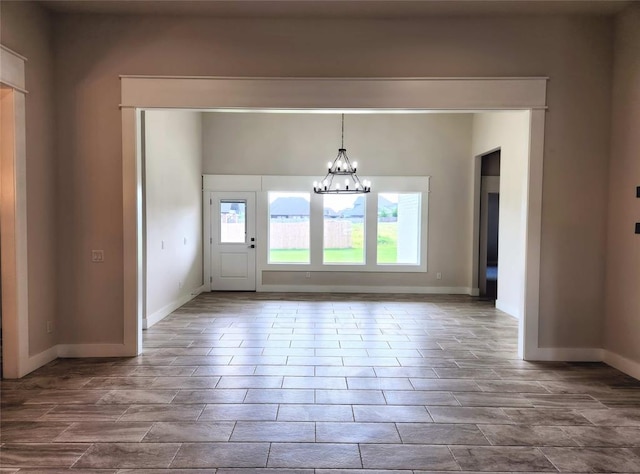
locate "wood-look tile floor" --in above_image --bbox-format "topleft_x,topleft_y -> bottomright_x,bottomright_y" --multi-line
2,292 -> 640,472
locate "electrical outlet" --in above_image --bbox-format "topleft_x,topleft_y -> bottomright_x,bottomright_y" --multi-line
91,250 -> 104,263
46,321 -> 53,334
161,240 -> 165,250
436,272 -> 442,280
306,272 -> 311,278
184,237 -> 188,245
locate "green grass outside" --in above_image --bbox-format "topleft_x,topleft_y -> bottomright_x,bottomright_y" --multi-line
269,222 -> 399,264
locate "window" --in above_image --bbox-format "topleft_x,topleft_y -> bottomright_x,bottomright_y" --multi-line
220,200 -> 246,243
323,195 -> 365,264
377,193 -> 421,264
268,192 -> 310,263
260,175 -> 429,272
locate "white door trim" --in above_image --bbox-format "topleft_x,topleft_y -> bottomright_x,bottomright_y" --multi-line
121,76 -> 547,360
1,45 -> 30,378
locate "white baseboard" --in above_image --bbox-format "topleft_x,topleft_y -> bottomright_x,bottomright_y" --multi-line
470,287 -> 480,296
603,350 -> 640,381
16,343 -> 134,375
57,344 -> 133,358
145,284 -> 206,329
495,299 -> 520,319
23,345 -> 58,375
259,284 -> 474,295
525,347 -> 604,362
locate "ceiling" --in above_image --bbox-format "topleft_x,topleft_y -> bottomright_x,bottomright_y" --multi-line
39,0 -> 633,18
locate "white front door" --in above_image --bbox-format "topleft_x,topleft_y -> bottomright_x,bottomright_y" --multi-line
210,192 -> 256,291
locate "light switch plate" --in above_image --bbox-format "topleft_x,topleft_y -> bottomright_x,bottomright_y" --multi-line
91,250 -> 104,262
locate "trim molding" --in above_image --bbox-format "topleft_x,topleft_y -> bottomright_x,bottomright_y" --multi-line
0,45 -> 27,93
144,285 -> 206,329
259,285 -> 474,295
25,346 -> 58,374
122,76 -> 547,359
57,344 -> 133,358
525,347 -> 604,362
1,45 -> 29,379
496,299 -> 520,319
121,76 -> 548,110
603,350 -> 640,381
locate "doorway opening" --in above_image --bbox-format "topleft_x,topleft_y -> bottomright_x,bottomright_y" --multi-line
479,150 -> 500,301
122,76 -> 547,360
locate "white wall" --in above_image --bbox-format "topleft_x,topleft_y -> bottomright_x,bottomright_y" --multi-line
472,111 -> 531,318
604,4 -> 640,379
203,112 -> 474,291
40,12 -> 612,352
1,1 -> 58,357
145,110 -> 203,327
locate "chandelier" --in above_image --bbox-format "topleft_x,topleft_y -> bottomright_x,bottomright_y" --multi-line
313,114 -> 371,194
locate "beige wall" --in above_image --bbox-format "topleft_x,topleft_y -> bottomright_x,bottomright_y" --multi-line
204,112 -> 474,289
472,111 -> 531,318
4,10 -> 608,350
145,110 -> 203,323
0,2 -> 57,355
604,5 -> 640,367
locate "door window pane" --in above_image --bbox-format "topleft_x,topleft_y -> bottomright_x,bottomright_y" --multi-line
377,193 -> 421,264
220,200 -> 246,243
268,192 -> 310,263
323,195 -> 365,264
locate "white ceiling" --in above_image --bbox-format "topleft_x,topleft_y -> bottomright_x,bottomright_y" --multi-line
40,0 -> 633,18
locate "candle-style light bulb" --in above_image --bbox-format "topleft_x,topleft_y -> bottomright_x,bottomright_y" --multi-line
336,183 -> 340,190
353,161 -> 358,169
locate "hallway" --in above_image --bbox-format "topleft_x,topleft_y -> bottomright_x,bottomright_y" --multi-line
1,293 -> 640,471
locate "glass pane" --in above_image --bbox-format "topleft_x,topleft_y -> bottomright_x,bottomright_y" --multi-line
323,195 -> 365,264
220,200 -> 246,243
377,193 -> 421,264
268,192 -> 310,264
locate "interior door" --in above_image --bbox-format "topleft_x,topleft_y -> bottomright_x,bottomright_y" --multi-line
210,192 -> 256,291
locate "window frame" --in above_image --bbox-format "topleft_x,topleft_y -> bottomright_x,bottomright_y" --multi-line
267,191 -> 312,265
261,175 -> 429,273
322,194 -> 367,266
376,192 -> 423,266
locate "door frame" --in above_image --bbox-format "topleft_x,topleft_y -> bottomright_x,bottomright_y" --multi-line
206,191 -> 257,291
121,76 -> 547,360
0,45 -> 30,378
